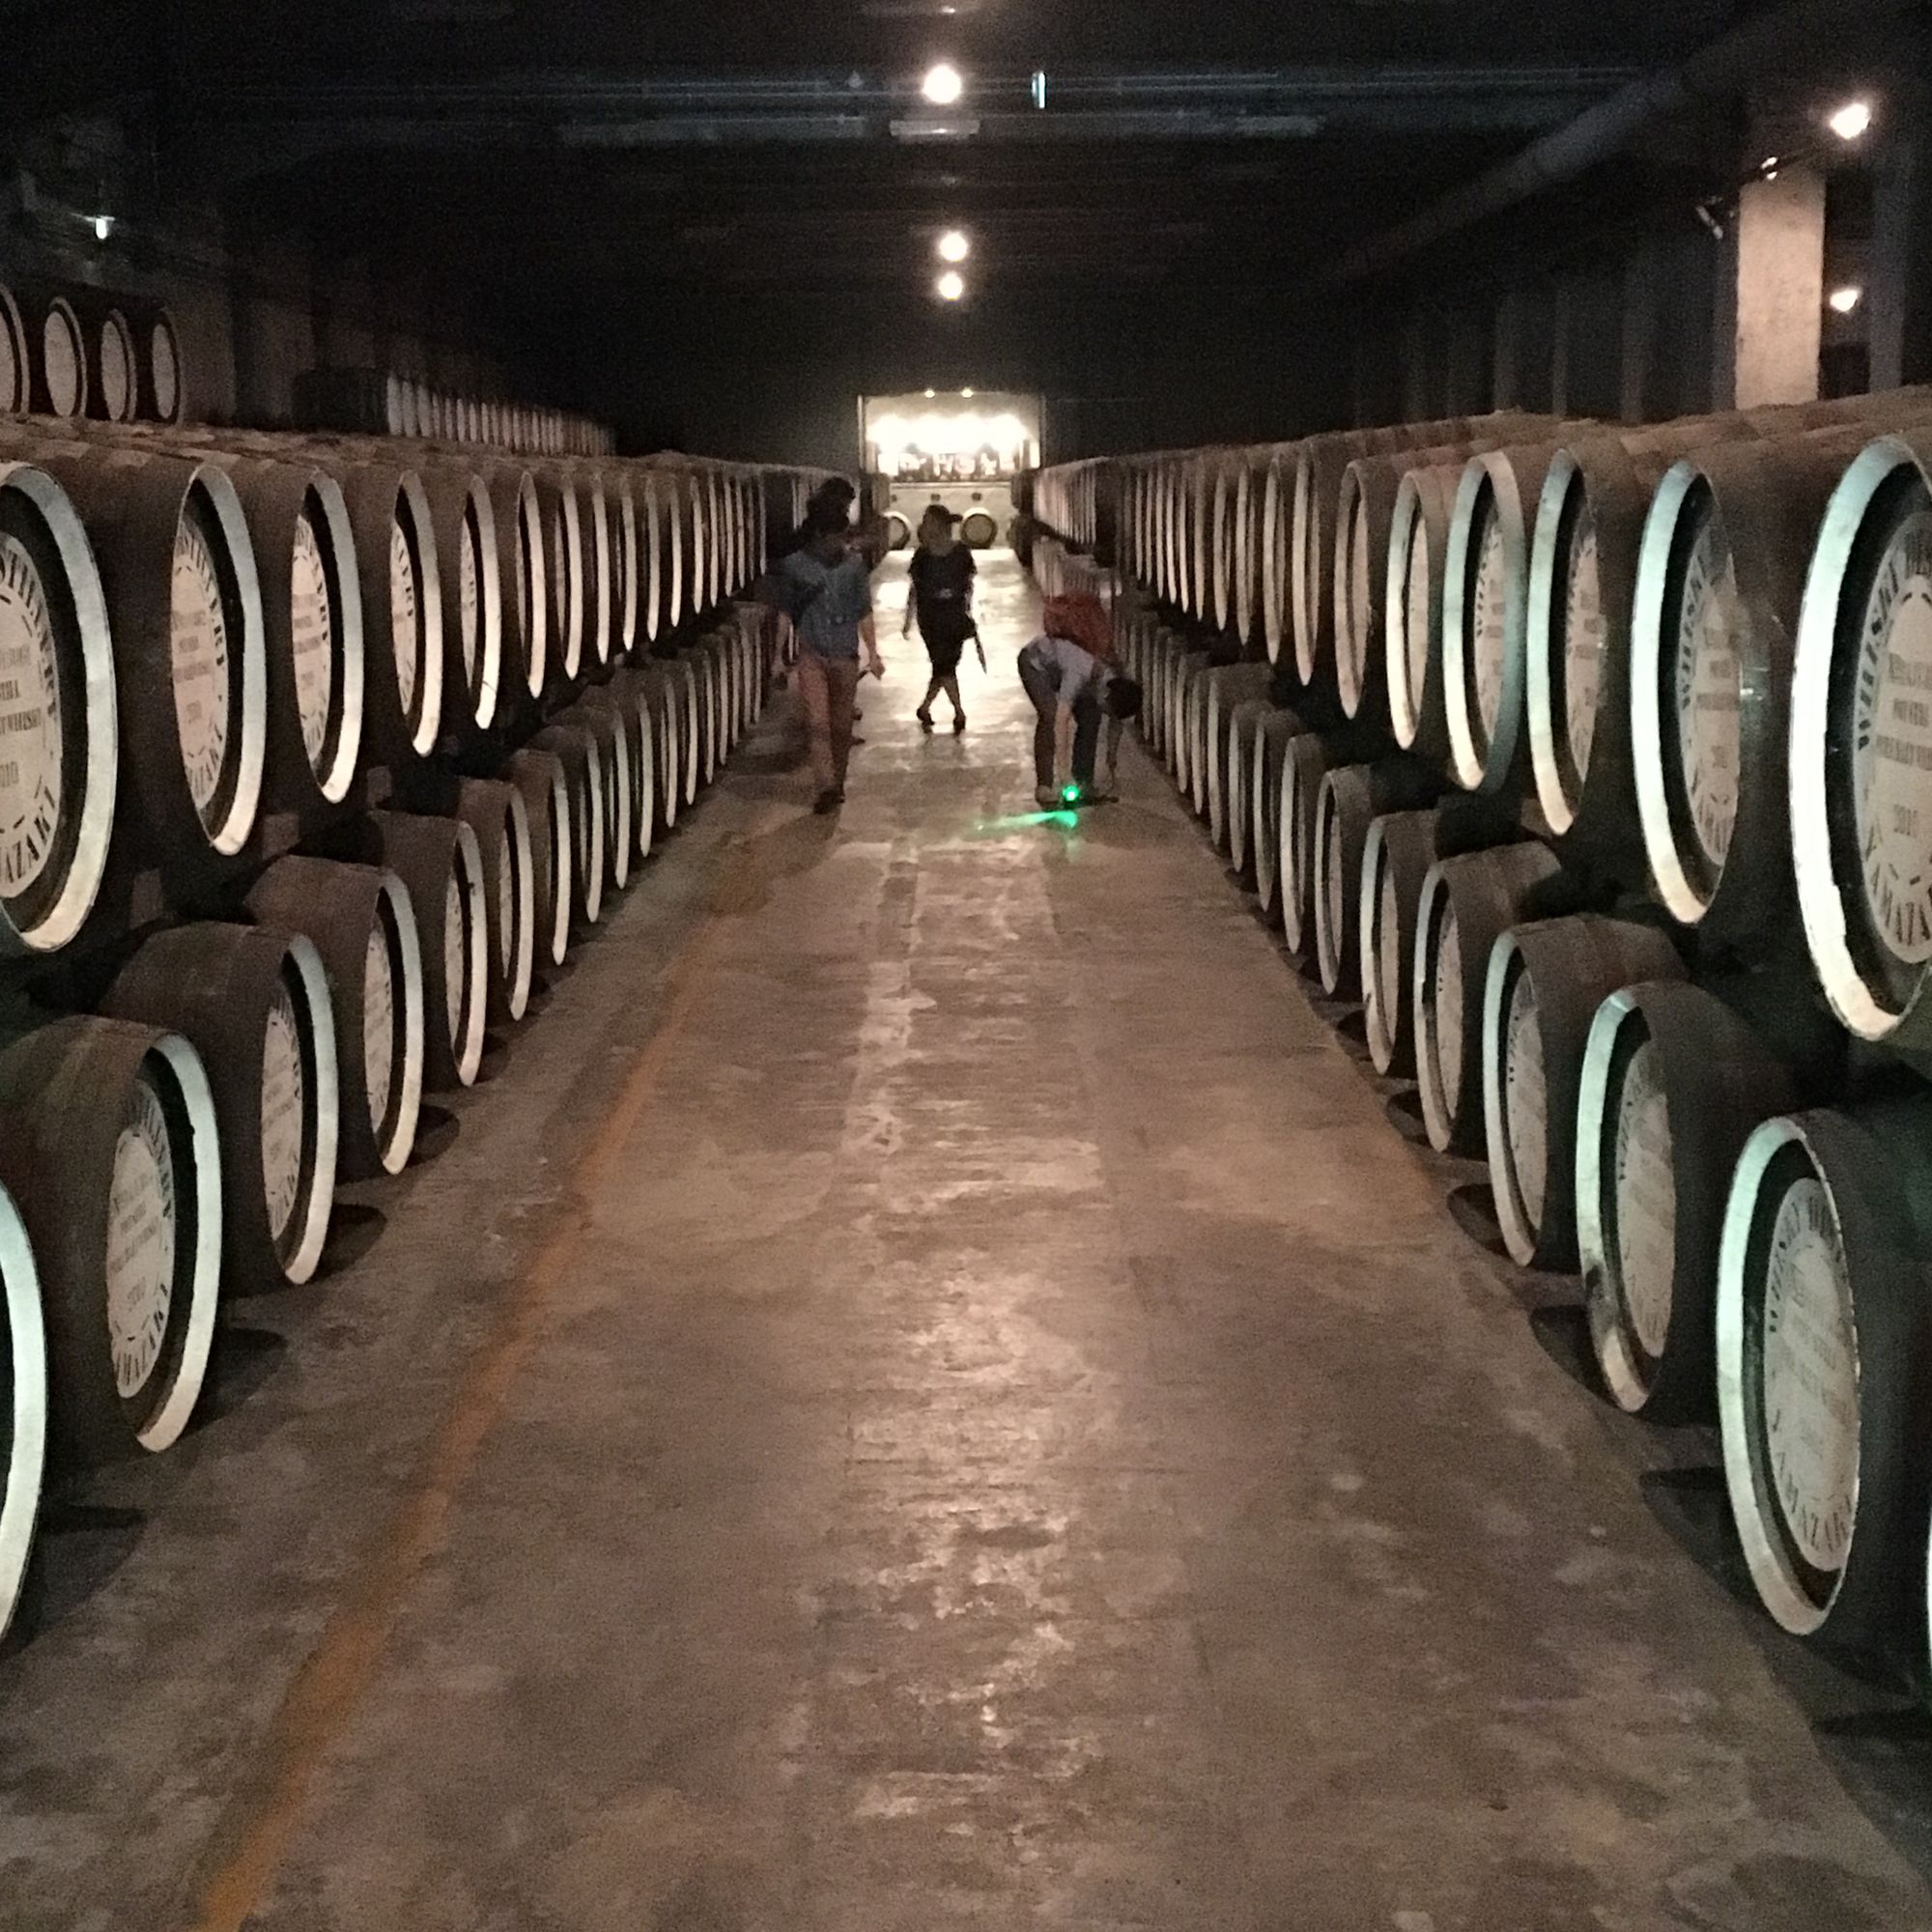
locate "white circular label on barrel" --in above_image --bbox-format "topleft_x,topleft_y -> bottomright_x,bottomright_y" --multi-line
389,513 -> 420,720
1404,517 -> 1432,726
151,323 -> 179,419
1612,1038 -> 1676,1359
1504,968 -> 1548,1229
459,504 -> 482,693
290,506 -> 336,774
363,919 -> 395,1136
1762,1174 -> 1858,1576
0,530 -> 66,897
1433,903 -> 1463,1105
1674,504 -> 1743,871
100,318 -> 132,421
1563,504 -> 1605,782
1472,503 -> 1509,742
497,829 -> 513,975
171,506 -> 232,823
261,979 -> 306,1246
105,1075 -> 177,1401
43,310 -> 80,415
443,870 -> 465,1054
1852,500 -> 1932,965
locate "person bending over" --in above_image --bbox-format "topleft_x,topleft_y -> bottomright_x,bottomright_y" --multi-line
903,505 -> 980,733
780,502 -> 883,812
1017,592 -> 1142,809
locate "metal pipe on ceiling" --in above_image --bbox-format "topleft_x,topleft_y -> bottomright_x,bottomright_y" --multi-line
1326,0 -> 1918,286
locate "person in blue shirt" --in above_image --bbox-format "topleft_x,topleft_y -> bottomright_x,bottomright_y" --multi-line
1017,592 -> 1141,808
779,501 -> 883,812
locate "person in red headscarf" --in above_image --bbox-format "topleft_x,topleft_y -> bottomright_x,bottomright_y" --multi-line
1017,592 -> 1142,808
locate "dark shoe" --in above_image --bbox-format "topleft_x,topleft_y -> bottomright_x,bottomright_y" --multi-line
916,709 -> 934,732
812,788 -> 842,814
850,734 -> 867,747
952,713 -> 967,733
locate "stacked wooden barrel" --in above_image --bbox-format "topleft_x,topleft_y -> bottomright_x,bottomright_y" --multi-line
0,374 -> 810,1635
1031,384 -> 1932,1680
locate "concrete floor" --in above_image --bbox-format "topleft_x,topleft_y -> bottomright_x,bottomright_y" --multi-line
5,554 -> 1932,1932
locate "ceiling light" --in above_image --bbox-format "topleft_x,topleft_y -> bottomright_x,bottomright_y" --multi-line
937,270 -> 966,301
961,387 -> 975,397
937,229 -> 971,264
92,214 -> 114,242
1829,99 -> 1874,142
923,62 -> 965,106
1829,284 -> 1863,314
923,388 -> 936,397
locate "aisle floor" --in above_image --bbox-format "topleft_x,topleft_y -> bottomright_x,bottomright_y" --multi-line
6,555 -> 1932,1931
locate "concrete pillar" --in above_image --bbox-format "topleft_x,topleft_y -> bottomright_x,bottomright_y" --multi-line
1870,126 -> 1932,390
1713,166 -> 1824,410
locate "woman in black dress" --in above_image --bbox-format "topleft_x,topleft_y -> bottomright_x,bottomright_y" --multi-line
903,505 -> 980,731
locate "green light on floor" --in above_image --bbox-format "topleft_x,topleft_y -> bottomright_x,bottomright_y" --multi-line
1061,783 -> 1082,807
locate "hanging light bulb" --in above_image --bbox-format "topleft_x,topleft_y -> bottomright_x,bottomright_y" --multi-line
1828,99 -> 1874,142
923,63 -> 965,107
936,270 -> 966,302
937,230 -> 971,265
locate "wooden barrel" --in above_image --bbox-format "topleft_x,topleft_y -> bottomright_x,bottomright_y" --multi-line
962,509 -> 998,550
694,636 -> 726,785
101,922 -> 339,1291
1278,734 -> 1332,961
1260,451 -> 1293,665
220,460 -> 364,812
1225,696 -> 1272,882
1202,664 -> 1271,838
1382,462 -> 1464,771
82,303 -> 139,427
1252,707 -> 1311,925
611,473 -> 639,660
1412,840 -> 1564,1154
1209,455 -> 1236,634
1789,430 -> 1932,1057
589,669 -> 659,864
138,309 -> 184,426
1171,647 -> 1215,793
364,811 -> 488,1090
1717,1096 -> 1932,1643
333,465 -> 442,773
24,448 -> 265,874
661,469 -> 689,636
666,657 -> 703,810
428,468 -> 502,740
1577,980 -> 1800,1419
0,1180 -> 44,1642
0,1014 -> 220,1462
1313,761 -> 1439,1000
1359,809 -> 1437,1076
0,283 -> 26,415
481,465 -> 546,704
529,721 -> 608,926
639,471 -> 666,643
556,699 -> 635,895
503,748 -> 573,968
1232,455 -> 1259,647
535,469 -> 586,685
576,467 -> 615,667
30,295 -> 88,420
0,462 -> 120,952
1481,913 -> 1685,1269
1189,456 -> 1213,621
247,855 -> 423,1179
455,777 -> 535,1025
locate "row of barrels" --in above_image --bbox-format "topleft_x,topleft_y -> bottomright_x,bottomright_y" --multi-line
0,416 -> 786,962
1043,504 -> 1932,1690
0,588 -> 780,1642
292,366 -> 614,459
0,280 -> 183,426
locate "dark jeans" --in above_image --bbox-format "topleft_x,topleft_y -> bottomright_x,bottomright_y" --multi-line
1018,649 -> 1101,788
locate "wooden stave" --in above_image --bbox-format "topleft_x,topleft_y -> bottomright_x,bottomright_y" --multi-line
246,855 -> 423,1179
1577,980 -> 1800,1421
1480,912 -> 1686,1270
0,1013 -> 220,1463
99,920 -> 339,1291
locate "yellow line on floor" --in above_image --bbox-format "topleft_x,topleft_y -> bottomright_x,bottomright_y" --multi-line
184,837 -> 755,1932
